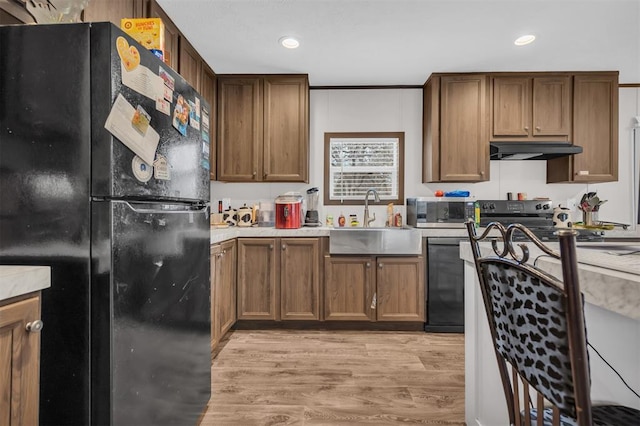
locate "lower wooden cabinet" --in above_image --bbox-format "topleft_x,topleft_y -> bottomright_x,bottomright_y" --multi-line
211,239 -> 236,351
324,255 -> 425,322
323,256 -> 374,321
0,293 -> 42,425
237,237 -> 321,321
375,257 -> 425,322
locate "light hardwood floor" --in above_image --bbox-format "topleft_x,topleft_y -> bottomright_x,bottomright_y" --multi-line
201,329 -> 465,425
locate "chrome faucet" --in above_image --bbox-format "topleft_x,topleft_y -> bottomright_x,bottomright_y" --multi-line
363,188 -> 380,227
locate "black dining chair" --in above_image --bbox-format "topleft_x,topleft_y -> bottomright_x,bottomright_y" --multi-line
465,221 -> 640,426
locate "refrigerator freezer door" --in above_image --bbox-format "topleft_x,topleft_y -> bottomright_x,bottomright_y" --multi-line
92,200 -> 211,425
90,23 -> 210,202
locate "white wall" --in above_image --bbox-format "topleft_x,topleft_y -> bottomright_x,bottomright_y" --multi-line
211,87 -> 640,232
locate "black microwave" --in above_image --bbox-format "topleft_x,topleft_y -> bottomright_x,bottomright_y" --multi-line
406,197 -> 475,228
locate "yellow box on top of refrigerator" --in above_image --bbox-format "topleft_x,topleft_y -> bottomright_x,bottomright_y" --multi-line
120,18 -> 165,52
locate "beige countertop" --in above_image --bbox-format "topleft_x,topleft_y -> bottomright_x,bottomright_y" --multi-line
210,225 -> 470,244
0,265 -> 51,302
460,241 -> 640,320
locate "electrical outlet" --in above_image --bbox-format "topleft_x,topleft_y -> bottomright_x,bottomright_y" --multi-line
566,198 -> 577,211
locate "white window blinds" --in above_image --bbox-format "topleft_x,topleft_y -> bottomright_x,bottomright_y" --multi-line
328,136 -> 400,202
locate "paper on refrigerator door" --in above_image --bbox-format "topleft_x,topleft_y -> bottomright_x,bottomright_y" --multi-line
104,94 -> 159,165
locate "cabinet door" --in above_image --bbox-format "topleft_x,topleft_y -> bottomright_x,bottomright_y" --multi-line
280,238 -> 320,320
82,0 -> 145,25
0,296 -> 41,425
217,77 -> 263,181
201,64 -> 217,180
492,77 -> 530,137
324,256 -> 374,321
547,73 -> 618,183
178,36 -> 202,91
218,239 -> 237,336
210,244 -> 221,351
376,257 -> 425,322
532,76 -> 571,137
237,238 -> 278,320
263,75 -> 309,182
571,73 -> 618,182
148,0 -> 179,70
439,74 -> 488,182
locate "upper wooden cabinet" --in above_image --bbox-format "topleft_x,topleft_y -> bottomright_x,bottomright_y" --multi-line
217,74 -> 309,182
423,74 -> 489,183
148,0 -> 180,70
491,75 -> 571,141
547,72 -> 619,183
424,71 -> 619,184
82,0 -> 145,26
201,64 -> 217,180
178,36 -> 201,90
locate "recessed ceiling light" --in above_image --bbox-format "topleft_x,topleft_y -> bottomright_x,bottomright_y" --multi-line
279,36 -> 300,49
514,35 -> 536,46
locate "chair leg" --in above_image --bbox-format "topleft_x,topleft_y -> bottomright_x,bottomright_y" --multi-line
536,393 -> 544,426
513,367 -> 522,425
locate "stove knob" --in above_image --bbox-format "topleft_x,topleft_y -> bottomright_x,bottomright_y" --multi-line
535,203 -> 542,210
482,203 -> 489,209
490,203 -> 496,210
543,204 -> 550,210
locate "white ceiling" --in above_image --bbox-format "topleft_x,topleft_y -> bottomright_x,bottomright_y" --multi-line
156,0 -> 640,86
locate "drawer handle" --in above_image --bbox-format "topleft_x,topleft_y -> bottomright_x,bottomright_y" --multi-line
26,320 -> 43,333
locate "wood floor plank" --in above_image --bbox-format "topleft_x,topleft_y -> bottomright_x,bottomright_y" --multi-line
201,329 -> 465,425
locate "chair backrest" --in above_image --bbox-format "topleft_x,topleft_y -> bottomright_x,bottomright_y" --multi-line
465,221 -> 592,425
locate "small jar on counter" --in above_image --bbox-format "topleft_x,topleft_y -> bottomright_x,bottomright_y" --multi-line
326,214 -> 334,227
338,213 -> 346,227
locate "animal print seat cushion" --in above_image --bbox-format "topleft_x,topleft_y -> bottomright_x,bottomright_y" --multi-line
480,260 -> 578,417
528,404 -> 640,425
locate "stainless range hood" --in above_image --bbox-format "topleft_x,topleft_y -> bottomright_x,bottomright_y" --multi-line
490,142 -> 583,160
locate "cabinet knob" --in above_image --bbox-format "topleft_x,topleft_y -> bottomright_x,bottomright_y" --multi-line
269,244 -> 274,250
366,262 -> 370,268
480,171 -> 484,176
252,171 -> 257,176
26,320 -> 43,333
378,263 -> 383,269
524,126 -> 529,131
535,126 -> 541,131
282,244 -> 286,251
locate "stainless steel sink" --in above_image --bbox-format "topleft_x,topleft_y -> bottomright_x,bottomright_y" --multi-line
329,227 -> 422,255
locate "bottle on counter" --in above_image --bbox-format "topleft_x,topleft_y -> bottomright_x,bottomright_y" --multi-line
338,213 -> 346,227
326,214 -> 334,227
386,203 -> 394,227
474,201 -> 480,228
393,211 -> 402,227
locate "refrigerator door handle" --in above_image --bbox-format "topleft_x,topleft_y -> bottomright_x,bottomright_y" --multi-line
119,201 -> 209,215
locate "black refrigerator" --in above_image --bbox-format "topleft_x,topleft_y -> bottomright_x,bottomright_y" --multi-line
0,23 -> 212,425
